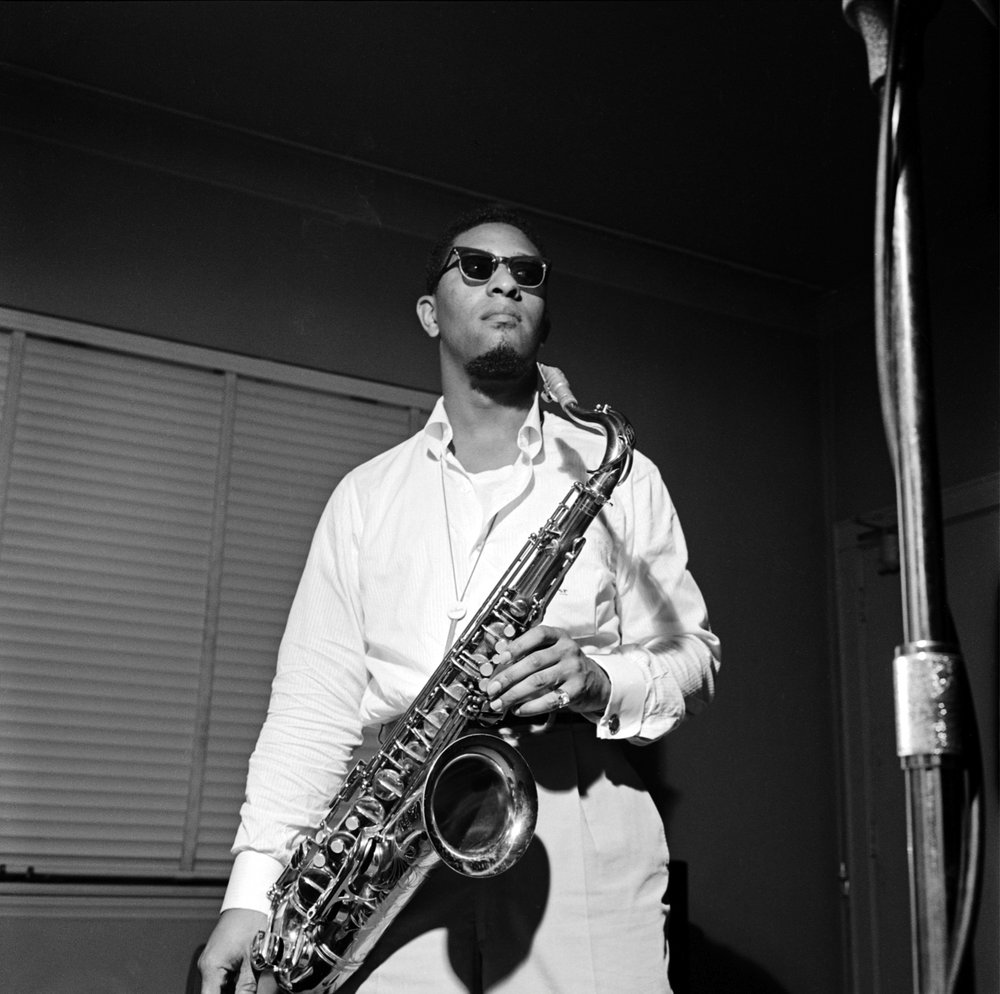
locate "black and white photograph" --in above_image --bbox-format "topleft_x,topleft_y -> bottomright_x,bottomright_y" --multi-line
0,2 -> 996,992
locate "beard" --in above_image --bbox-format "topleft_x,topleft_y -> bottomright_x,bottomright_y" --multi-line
464,342 -> 534,383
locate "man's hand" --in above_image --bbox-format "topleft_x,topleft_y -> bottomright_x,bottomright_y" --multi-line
485,625 -> 611,718
199,908 -> 278,994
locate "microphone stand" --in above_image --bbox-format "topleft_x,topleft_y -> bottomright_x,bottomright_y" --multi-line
843,2 -> 984,991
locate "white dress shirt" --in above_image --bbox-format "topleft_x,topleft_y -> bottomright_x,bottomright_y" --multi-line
223,394 -> 719,912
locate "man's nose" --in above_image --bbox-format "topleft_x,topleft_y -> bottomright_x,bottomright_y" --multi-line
487,262 -> 521,296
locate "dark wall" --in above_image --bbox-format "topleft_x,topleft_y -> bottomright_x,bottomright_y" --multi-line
818,10 -> 999,520
820,262 -> 999,525
2,87 -> 839,994
4,134 -> 438,389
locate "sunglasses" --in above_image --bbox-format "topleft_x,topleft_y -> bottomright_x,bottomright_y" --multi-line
434,246 -> 550,290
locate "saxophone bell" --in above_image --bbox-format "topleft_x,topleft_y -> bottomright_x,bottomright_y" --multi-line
424,733 -> 537,877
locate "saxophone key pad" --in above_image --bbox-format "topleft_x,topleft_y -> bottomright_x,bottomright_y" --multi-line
373,770 -> 404,800
482,621 -> 506,644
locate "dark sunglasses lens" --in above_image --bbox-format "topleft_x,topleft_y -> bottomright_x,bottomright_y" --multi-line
509,258 -> 545,287
457,252 -> 497,281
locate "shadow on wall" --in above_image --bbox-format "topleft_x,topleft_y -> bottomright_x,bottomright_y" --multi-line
628,748 -> 792,994
666,863 -> 791,994
682,926 -> 793,994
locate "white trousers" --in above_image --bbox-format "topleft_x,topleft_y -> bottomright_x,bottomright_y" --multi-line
337,723 -> 672,994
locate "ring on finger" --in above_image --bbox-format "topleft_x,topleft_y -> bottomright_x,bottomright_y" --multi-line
554,689 -> 571,710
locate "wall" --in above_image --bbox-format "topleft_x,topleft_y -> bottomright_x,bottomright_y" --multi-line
821,268 -> 999,524
0,895 -> 219,993
1,73 -> 840,993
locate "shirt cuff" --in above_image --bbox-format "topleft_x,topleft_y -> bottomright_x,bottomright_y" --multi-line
221,850 -> 285,914
593,647 -> 647,740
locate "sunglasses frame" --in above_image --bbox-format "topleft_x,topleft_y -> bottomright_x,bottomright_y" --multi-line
434,246 -> 550,290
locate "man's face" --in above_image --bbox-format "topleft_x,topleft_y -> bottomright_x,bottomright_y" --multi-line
417,222 -> 547,385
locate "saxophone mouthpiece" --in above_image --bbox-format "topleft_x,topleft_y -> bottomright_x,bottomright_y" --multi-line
537,363 -> 578,410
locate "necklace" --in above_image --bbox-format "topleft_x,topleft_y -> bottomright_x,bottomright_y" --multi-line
440,460 -> 498,633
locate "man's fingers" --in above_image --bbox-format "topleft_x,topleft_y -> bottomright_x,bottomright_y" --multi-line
495,625 -> 555,662
199,953 -> 235,994
200,966 -> 233,994
488,629 -> 581,704
199,909 -> 269,994
256,973 -> 281,994
234,956 -> 260,994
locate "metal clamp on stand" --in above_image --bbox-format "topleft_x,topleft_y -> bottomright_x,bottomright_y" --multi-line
894,640 -> 964,761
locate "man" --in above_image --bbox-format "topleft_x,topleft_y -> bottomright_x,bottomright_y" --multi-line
199,204 -> 720,993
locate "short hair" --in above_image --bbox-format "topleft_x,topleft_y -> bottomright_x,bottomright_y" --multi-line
423,203 -> 548,296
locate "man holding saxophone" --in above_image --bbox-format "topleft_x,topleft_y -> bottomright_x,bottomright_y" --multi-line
199,204 -> 720,994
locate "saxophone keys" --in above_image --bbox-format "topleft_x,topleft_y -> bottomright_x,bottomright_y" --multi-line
373,769 -> 405,800
507,596 -> 531,618
440,681 -> 467,704
472,654 -> 495,678
482,621 -> 506,645
398,739 -> 429,763
252,930 -> 284,968
354,797 -> 384,825
295,867 -> 333,912
422,707 -> 448,733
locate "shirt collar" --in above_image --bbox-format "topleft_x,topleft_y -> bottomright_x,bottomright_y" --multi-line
423,393 -> 544,463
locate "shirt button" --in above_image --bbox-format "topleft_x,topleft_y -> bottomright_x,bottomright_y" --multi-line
607,714 -> 620,734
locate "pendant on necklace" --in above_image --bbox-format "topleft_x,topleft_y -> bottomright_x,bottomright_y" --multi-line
447,602 -> 468,620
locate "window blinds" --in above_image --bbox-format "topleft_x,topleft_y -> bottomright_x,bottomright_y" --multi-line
0,323 -> 428,879
192,378 -> 411,870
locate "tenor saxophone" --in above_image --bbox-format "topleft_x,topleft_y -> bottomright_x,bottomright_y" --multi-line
251,364 -> 635,992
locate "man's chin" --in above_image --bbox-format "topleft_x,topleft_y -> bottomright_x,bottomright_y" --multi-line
464,345 -> 533,383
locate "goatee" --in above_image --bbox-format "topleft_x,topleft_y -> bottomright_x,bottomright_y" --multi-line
464,343 -> 533,383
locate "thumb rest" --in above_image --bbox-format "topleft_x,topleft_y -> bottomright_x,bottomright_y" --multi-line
251,364 -> 635,992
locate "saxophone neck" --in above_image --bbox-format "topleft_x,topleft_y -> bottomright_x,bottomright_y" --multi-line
537,363 -> 635,489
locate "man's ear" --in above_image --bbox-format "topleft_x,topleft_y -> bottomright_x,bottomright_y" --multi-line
416,295 -> 439,339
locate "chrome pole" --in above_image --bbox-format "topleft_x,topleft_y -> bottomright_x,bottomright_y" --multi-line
842,2 -> 984,990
